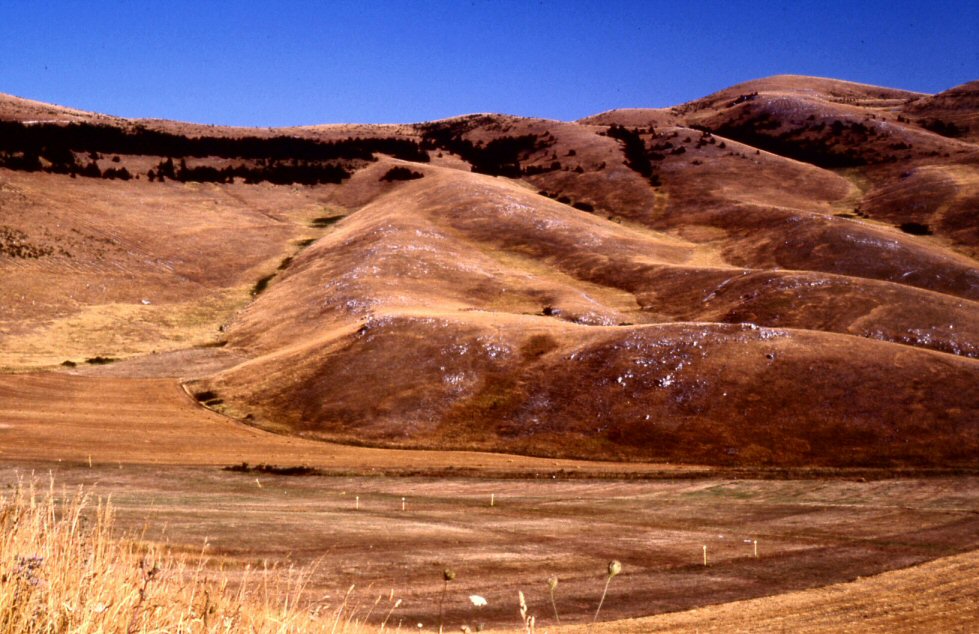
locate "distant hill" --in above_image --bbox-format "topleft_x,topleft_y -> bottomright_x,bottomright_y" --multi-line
1,75 -> 977,468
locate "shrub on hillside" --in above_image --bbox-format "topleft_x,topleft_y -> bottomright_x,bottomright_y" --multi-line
899,222 -> 933,236
418,120 -> 553,177
604,124 -> 664,187
379,166 -> 424,181
919,118 -> 968,138
101,166 -> 131,180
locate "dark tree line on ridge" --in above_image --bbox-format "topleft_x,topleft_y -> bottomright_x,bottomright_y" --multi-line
149,158 -> 350,186
0,120 -> 428,162
0,120 -> 429,185
604,124 -> 664,186
419,120 -> 554,177
706,108 -> 935,168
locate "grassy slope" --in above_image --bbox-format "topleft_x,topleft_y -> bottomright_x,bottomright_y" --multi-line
1,76 -> 977,468
1,77 -> 978,633
0,170 -> 339,369
201,160 -> 978,466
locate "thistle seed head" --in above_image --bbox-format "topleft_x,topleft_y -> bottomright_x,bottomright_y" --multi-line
547,575 -> 558,591
607,560 -> 622,578
443,568 -> 456,582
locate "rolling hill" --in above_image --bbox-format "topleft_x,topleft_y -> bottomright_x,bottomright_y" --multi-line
1,75 -> 977,468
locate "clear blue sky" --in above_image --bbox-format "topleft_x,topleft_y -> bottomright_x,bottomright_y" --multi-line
1,1 -> 976,126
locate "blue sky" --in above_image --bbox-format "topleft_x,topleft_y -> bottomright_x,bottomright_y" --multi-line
1,1 -> 976,126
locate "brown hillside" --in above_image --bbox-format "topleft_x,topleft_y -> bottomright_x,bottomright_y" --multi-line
902,80 -> 979,143
0,93 -> 123,124
197,313 -> 978,467
1,74 -> 977,468
0,170 -> 330,368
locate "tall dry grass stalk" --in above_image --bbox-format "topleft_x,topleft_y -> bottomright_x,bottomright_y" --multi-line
592,559 -> 621,623
437,568 -> 456,632
546,576 -> 560,624
0,479 -> 389,633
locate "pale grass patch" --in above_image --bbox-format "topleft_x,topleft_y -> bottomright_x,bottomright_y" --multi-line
0,479 -> 390,633
0,288 -> 244,370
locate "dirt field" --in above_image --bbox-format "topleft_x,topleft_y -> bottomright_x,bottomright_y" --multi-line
1,462 -> 975,630
549,548 -> 979,633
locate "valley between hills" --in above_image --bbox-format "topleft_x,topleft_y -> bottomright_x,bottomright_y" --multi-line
0,75 -> 977,630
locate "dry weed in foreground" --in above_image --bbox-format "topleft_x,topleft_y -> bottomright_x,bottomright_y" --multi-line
593,560 -> 621,623
0,480 -> 386,633
546,576 -> 559,624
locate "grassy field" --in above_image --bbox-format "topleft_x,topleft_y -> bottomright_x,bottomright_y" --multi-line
544,548 -> 979,633
2,462 -> 976,631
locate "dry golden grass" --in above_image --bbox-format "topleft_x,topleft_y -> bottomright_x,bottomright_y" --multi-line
6,475 -> 974,633
0,290 -> 245,370
0,372 -> 702,476
545,549 -> 979,633
0,169 -> 329,371
0,480 -> 395,633
3,80 -> 977,465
